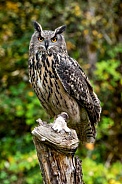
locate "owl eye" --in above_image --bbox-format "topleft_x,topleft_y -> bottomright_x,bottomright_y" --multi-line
38,36 -> 44,42
51,37 -> 57,43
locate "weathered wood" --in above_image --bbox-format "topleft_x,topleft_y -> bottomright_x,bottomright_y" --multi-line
32,115 -> 84,184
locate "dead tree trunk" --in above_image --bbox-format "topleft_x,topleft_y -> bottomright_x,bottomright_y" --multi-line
32,115 -> 84,184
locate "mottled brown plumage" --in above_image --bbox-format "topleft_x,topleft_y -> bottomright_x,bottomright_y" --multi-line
28,21 -> 101,143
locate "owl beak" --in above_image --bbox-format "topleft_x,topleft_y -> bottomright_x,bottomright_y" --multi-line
44,40 -> 49,50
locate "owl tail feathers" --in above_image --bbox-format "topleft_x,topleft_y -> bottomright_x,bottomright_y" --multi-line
78,123 -> 96,144
84,123 -> 96,143
69,122 -> 96,144
77,108 -> 96,144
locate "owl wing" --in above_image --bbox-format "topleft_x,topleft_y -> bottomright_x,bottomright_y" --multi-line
56,55 -> 101,126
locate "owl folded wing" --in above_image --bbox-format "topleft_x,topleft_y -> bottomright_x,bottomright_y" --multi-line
56,56 -> 101,126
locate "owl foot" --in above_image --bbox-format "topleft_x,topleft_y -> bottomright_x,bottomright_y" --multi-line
52,112 -> 71,133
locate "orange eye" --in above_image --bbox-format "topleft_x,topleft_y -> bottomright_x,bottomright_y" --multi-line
51,37 -> 57,43
38,36 -> 44,42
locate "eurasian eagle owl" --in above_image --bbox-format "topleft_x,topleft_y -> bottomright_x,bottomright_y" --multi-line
28,21 -> 101,143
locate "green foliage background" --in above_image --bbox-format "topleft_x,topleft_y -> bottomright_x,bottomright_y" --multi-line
0,0 -> 122,183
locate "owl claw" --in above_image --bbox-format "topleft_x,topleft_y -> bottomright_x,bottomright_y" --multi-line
52,115 -> 71,133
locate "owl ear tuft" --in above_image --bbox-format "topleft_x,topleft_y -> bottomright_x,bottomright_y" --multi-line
33,21 -> 42,32
54,25 -> 66,35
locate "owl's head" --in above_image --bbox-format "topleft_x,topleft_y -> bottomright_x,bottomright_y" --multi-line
31,21 -> 67,54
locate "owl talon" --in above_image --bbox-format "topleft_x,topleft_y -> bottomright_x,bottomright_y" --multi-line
52,114 -> 71,133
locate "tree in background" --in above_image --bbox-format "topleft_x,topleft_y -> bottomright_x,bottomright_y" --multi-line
0,0 -> 122,183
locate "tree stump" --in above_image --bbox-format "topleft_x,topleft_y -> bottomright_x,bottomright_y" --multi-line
32,113 -> 84,184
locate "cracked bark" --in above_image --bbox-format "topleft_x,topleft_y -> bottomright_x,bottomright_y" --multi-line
32,117 -> 84,184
